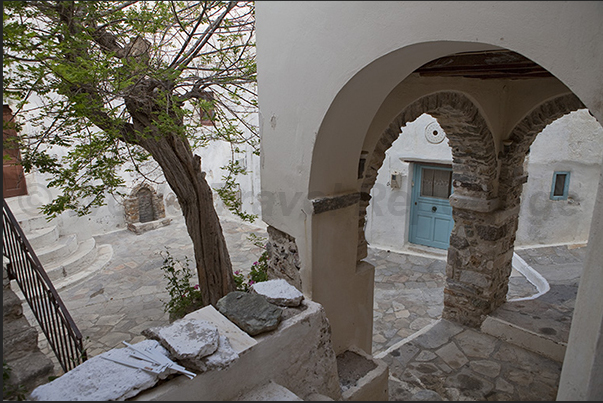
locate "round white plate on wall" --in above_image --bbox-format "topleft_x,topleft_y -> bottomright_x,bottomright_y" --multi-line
425,121 -> 446,144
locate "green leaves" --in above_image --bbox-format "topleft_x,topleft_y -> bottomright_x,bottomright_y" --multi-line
233,233 -> 269,292
3,360 -> 27,401
21,129 -> 128,218
4,1 -> 258,222
159,249 -> 204,321
215,156 -> 257,222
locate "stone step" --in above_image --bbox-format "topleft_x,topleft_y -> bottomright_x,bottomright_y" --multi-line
28,225 -> 60,250
481,312 -> 566,363
3,316 -> 40,361
4,350 -> 55,395
3,287 -> 24,320
482,270 -> 572,364
11,243 -> 112,305
52,243 -> 113,291
45,238 -> 98,283
16,214 -> 58,233
36,233 -> 78,267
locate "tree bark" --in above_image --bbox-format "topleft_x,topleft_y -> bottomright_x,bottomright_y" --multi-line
128,106 -> 236,307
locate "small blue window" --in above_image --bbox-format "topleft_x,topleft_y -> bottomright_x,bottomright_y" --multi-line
550,171 -> 570,200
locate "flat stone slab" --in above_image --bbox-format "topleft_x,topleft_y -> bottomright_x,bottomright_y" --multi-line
444,367 -> 494,399
184,305 -> 257,353
29,340 -> 171,401
413,319 -> 464,350
251,279 -> 304,307
181,335 -> 239,373
216,291 -> 283,336
142,318 -> 219,361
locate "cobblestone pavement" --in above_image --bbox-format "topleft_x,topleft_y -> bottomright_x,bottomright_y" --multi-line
20,214 -> 584,400
370,246 -> 539,356
382,318 -> 564,401
378,244 -> 583,401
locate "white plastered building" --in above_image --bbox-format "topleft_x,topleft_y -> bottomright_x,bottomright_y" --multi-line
255,2 -> 603,399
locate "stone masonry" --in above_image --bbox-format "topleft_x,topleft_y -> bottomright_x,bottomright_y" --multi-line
266,225 -> 303,291
124,183 -> 171,234
3,258 -> 55,396
358,92 -> 585,328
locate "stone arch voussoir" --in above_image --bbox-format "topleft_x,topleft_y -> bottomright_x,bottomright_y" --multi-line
499,94 -> 586,209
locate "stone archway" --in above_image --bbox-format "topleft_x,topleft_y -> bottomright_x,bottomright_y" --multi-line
499,94 -> 586,211
359,91 -> 502,327
359,92 -> 588,329
358,91 -> 498,259
360,92 -> 589,330
124,183 -> 172,234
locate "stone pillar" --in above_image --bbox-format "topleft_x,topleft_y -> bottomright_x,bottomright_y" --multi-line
443,195 -> 520,327
123,196 -> 140,224
557,163 -> 603,400
310,192 -> 374,354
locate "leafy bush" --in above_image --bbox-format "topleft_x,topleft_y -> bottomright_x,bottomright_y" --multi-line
159,250 -> 204,321
3,360 -> 26,401
233,233 -> 270,291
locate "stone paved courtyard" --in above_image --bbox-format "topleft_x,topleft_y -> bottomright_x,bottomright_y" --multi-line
17,213 -> 581,400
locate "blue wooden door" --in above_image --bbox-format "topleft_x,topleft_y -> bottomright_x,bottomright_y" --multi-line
409,164 -> 454,249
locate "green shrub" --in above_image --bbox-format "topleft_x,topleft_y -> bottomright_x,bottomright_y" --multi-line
3,360 -> 27,401
233,233 -> 270,292
159,250 -> 204,321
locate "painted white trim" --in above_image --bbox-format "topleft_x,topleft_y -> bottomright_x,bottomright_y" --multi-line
369,244 -> 447,261
374,319 -> 440,360
508,252 -> 550,302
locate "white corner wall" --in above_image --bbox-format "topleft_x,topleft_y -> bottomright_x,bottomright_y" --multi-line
256,0 -> 603,245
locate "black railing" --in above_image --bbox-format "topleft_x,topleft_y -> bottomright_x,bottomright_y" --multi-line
2,199 -> 87,373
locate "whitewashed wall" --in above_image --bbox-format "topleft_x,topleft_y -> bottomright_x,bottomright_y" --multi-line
516,109 -> 603,246
365,113 -> 452,252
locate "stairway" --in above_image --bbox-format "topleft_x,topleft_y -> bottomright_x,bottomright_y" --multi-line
7,199 -> 113,292
480,248 -> 580,363
3,260 -> 55,397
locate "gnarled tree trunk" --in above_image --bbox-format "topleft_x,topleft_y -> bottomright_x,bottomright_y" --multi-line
127,98 -> 236,307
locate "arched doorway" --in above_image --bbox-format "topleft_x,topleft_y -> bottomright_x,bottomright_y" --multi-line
137,187 -> 155,223
307,45 -> 582,352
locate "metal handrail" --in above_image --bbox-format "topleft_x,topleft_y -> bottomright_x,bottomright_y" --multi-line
2,199 -> 87,373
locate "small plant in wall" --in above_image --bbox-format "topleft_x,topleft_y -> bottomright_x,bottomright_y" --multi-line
233,233 -> 270,292
3,360 -> 27,401
159,249 -> 204,322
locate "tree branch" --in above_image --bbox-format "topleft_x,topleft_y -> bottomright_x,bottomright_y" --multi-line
170,1 -> 236,71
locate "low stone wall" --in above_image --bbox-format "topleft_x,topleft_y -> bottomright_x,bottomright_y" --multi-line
29,295 -> 344,401
133,299 -> 342,401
